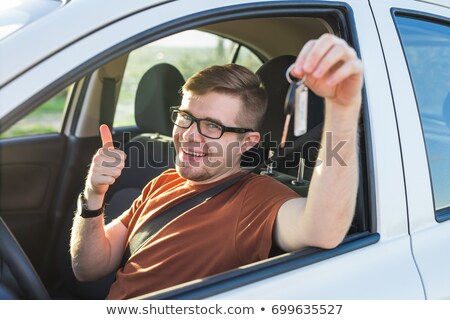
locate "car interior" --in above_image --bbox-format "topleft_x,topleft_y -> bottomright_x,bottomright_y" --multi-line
0,11 -> 372,299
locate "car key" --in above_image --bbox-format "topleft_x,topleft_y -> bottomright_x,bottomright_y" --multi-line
281,77 -> 296,148
281,65 -> 309,148
293,79 -> 308,137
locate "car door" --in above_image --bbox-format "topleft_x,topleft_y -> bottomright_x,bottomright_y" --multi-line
0,0 -> 424,299
371,0 -> 450,299
0,85 -> 73,273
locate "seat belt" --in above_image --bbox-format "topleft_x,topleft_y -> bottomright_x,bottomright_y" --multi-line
119,173 -> 246,267
100,77 -> 117,129
119,122 -> 323,268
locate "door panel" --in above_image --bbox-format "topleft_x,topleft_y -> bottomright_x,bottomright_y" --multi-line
0,134 -> 66,271
1,164 -> 50,211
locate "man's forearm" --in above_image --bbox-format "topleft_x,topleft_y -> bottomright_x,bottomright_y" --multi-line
70,213 -> 113,281
301,100 -> 360,248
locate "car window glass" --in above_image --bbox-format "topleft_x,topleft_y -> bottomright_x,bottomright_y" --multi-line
113,30 -> 262,128
0,85 -> 72,139
396,16 -> 450,212
234,45 -> 263,73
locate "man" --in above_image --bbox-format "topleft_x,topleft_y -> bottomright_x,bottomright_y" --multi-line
70,34 -> 363,299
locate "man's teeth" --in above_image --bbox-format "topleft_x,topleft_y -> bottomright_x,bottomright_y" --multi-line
185,150 -> 207,157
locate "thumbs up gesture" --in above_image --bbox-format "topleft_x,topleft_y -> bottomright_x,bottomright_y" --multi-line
84,125 -> 126,209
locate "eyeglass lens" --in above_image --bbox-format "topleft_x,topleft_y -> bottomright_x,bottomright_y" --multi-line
172,110 -> 223,139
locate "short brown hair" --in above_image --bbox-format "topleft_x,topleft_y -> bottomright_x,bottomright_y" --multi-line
182,64 -> 268,132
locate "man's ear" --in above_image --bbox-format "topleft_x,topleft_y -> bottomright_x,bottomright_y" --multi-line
240,132 -> 260,153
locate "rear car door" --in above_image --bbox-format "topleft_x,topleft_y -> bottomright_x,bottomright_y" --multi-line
371,0 -> 450,299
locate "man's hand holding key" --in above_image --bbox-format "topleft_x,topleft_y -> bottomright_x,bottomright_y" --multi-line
291,34 -> 363,118
84,124 -> 126,210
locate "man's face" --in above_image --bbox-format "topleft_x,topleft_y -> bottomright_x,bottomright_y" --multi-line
173,91 -> 255,184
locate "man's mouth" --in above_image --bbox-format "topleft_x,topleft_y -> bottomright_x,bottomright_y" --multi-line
181,148 -> 208,158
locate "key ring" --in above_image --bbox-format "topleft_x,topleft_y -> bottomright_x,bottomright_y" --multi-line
286,64 -> 300,84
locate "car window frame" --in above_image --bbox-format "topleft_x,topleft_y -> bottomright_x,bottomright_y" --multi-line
1,1 -> 377,299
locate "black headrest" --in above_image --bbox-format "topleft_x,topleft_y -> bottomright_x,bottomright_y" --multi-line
256,55 -> 297,149
241,55 -> 324,168
256,55 -> 324,148
135,63 -> 185,136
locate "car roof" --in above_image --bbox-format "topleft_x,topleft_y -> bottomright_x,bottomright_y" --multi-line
0,0 -> 66,41
0,0 -> 171,88
416,0 -> 450,9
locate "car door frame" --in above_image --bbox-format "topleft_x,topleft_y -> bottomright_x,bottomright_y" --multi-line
0,0 -> 424,299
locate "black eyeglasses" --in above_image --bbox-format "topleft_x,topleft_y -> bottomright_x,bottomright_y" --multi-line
170,107 -> 254,139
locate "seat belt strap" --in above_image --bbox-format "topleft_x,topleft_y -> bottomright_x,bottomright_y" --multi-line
100,77 -> 117,129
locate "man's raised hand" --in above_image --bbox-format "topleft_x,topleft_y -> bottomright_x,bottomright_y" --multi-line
84,125 -> 126,208
290,34 -> 363,111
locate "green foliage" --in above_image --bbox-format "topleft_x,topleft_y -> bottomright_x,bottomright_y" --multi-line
0,90 -> 67,139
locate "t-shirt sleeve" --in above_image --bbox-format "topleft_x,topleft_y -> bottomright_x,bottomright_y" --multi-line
235,176 -> 299,264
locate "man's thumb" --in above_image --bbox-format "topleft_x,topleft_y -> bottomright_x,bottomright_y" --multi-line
100,124 -> 113,148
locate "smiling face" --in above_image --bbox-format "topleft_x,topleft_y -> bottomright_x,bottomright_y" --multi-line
173,91 -> 260,184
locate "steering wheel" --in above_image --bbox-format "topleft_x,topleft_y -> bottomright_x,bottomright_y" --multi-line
0,217 -> 50,299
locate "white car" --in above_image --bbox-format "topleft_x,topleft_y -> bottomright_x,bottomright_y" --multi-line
0,0 -> 449,300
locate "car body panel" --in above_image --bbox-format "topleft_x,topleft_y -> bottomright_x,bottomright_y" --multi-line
209,237 -> 424,299
371,0 -> 450,299
0,0 -> 64,41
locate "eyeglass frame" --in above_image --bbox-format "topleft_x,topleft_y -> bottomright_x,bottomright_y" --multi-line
170,106 -> 255,139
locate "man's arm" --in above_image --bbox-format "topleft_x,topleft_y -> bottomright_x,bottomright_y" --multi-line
274,34 -> 363,251
70,125 -> 128,281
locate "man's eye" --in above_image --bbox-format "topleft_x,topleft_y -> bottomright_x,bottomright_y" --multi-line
206,122 -> 221,130
179,112 -> 191,120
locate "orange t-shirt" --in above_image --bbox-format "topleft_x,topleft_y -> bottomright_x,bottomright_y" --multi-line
107,169 -> 298,299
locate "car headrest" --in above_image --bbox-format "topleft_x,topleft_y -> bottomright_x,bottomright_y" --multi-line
256,55 -> 324,147
256,55 -> 297,149
241,55 -> 324,168
135,63 -> 185,136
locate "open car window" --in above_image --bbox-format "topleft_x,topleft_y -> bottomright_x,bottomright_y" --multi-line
76,11 -> 372,299
113,30 -> 263,128
0,1 -> 376,300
